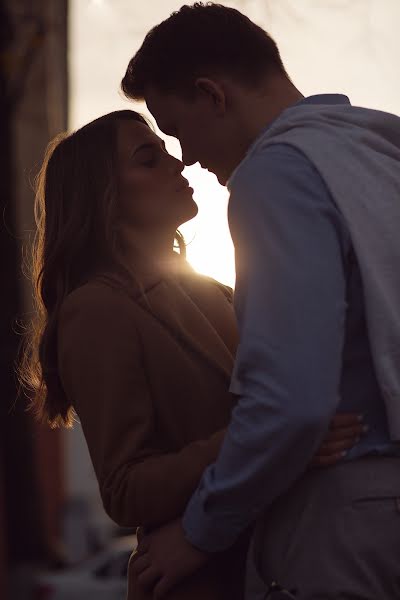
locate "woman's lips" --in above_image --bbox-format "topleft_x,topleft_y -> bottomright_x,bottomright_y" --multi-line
176,178 -> 191,192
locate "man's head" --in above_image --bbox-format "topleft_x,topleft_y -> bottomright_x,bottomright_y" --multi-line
121,2 -> 296,185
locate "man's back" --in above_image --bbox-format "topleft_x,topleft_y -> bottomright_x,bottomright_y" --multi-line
340,253 -> 395,457
227,96 -> 400,598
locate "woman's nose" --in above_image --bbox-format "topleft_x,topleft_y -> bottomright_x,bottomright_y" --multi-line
167,153 -> 184,174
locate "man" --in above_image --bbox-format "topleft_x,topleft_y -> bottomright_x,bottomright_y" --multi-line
121,3 -> 400,598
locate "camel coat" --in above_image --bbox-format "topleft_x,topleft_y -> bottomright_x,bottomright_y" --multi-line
57,262 -> 249,599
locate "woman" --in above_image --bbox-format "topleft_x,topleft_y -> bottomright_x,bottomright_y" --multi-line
20,110 -> 364,599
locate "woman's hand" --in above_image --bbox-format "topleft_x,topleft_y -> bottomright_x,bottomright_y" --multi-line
312,413 -> 368,467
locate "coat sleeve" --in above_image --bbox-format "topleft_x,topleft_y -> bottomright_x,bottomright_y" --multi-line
57,284 -> 225,529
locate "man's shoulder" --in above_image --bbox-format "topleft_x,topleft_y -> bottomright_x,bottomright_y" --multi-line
228,140 -> 331,220
229,142 -> 317,194
227,141 -> 350,251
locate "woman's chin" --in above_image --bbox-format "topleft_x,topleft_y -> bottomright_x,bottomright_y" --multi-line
178,200 -> 199,225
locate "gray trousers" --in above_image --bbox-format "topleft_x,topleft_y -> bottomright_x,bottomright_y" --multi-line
246,457 -> 400,599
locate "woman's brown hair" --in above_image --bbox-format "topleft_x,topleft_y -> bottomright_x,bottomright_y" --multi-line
18,110 -> 186,428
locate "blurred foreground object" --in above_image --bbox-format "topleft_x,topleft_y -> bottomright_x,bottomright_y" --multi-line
32,535 -> 137,600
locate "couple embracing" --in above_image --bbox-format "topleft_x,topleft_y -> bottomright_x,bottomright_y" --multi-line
21,4 -> 400,599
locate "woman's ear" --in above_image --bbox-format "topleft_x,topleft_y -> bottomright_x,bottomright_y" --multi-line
194,77 -> 227,115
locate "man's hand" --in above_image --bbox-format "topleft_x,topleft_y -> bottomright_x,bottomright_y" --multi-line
132,519 -> 209,599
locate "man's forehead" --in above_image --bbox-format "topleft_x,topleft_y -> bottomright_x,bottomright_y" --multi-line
145,88 -> 180,122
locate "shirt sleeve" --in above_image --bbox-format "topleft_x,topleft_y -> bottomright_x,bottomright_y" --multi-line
182,144 -> 350,551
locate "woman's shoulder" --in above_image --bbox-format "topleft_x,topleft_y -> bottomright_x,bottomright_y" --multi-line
57,277 -> 143,353
178,262 -> 234,304
59,274 -> 138,323
198,275 -> 234,303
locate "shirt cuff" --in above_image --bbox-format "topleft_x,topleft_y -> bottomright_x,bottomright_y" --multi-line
182,486 -> 251,553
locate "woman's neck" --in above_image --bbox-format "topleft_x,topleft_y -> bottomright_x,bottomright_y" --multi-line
120,225 -> 180,279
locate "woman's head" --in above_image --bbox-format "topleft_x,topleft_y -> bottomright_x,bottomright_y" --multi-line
20,109 -> 197,427
116,116 -> 197,235
37,110 -> 196,288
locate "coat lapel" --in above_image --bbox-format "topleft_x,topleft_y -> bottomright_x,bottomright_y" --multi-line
96,265 -> 236,381
136,277 -> 235,380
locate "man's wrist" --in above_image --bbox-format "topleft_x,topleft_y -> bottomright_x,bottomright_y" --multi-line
182,494 -> 242,552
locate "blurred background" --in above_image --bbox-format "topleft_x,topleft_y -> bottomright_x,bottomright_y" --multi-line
1,1 -> 400,598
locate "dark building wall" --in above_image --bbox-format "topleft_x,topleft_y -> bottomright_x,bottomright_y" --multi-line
1,0 -> 68,595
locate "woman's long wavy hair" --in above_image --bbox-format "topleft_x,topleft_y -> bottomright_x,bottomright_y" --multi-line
18,110 -> 186,429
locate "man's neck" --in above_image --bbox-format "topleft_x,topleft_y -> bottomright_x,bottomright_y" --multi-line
237,76 -> 304,156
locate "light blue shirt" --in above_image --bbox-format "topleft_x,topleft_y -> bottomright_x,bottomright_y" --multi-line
182,95 -> 397,552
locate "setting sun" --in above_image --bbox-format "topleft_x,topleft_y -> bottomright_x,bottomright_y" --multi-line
180,164 -> 235,288
69,0 -> 237,289
160,136 -> 235,287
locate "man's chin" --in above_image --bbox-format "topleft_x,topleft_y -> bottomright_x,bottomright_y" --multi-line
209,170 -> 226,186
204,166 -> 228,187
217,174 -> 228,186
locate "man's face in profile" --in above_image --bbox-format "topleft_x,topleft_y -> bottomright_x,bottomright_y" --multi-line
145,85 -> 237,186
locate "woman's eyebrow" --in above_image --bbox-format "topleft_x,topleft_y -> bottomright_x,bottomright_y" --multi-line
130,139 -> 166,157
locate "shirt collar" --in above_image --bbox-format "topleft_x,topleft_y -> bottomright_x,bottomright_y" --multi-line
296,93 -> 350,107
227,94 -> 351,189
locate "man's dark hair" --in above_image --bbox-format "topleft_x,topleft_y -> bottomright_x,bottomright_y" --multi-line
121,2 -> 287,100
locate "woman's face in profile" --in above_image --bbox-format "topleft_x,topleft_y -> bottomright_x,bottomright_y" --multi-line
116,120 -> 198,232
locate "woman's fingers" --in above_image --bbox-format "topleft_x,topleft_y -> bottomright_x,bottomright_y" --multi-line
153,575 -> 176,599
325,412 -> 369,445
137,566 -> 162,590
317,438 -> 360,457
313,414 -> 369,468
131,553 -> 151,577
323,424 -> 367,444
311,452 -> 346,467
329,413 -> 363,429
136,536 -> 150,554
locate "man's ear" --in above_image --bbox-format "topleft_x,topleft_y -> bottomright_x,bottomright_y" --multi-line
194,77 -> 227,115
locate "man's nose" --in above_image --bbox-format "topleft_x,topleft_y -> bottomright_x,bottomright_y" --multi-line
181,148 -> 197,167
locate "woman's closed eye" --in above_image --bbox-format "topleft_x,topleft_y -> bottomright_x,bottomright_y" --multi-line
134,148 -> 158,168
132,142 -> 168,168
